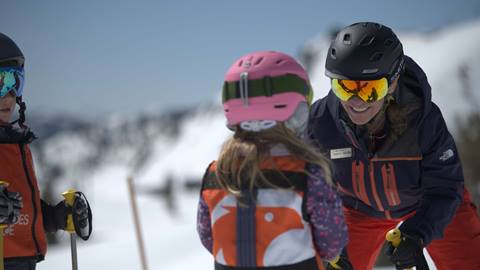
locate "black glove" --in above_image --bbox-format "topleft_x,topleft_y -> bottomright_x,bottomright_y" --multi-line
0,185 -> 23,224
50,191 -> 92,240
385,232 -> 429,270
326,249 -> 354,270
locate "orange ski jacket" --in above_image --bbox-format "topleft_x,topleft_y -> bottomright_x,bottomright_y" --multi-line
0,126 -> 47,262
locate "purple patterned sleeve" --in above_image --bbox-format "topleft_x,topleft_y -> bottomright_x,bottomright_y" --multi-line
305,165 -> 348,261
197,195 -> 213,253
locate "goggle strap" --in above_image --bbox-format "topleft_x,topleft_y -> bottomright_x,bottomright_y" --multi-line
223,74 -> 308,103
388,57 -> 405,84
264,76 -> 273,97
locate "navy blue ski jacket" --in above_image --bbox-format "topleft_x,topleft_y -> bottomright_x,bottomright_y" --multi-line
308,56 -> 464,245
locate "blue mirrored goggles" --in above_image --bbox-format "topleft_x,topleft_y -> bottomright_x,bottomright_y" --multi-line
0,67 -> 24,97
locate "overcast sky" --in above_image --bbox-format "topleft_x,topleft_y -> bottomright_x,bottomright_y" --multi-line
2,0 -> 480,118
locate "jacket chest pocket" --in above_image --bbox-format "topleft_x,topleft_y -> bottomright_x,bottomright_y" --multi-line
380,161 -> 421,207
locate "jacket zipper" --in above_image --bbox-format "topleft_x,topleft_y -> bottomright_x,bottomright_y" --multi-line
352,161 -> 371,206
386,165 -> 396,205
368,160 -> 384,212
19,144 -> 41,256
382,164 -> 395,206
385,163 -> 401,206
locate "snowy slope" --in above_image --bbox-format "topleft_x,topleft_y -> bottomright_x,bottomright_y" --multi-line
136,105 -> 230,188
35,20 -> 480,270
37,165 -> 212,270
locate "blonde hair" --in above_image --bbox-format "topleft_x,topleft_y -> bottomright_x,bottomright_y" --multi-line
215,123 -> 333,199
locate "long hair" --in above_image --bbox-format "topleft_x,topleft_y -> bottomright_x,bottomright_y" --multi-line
384,77 -> 424,144
215,123 -> 332,199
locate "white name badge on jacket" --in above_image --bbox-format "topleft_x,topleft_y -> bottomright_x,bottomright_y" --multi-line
330,148 -> 352,159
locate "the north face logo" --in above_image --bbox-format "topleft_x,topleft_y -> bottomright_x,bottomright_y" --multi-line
439,149 -> 454,161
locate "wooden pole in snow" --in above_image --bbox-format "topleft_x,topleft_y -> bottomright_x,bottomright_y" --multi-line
127,176 -> 149,270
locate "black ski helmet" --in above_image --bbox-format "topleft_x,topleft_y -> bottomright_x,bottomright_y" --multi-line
0,32 -> 24,68
0,32 -> 28,128
325,22 -> 404,82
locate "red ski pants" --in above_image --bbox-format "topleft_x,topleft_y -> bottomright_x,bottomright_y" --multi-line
344,189 -> 480,270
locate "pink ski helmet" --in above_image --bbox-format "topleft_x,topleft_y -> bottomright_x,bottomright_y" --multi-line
222,51 -> 313,128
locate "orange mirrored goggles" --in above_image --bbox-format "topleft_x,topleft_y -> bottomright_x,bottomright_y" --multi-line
331,78 -> 389,103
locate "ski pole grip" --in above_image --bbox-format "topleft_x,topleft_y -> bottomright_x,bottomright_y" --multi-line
62,188 -> 77,233
386,228 -> 402,247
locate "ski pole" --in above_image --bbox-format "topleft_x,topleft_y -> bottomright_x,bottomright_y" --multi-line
0,181 -> 8,270
127,177 -> 149,270
62,188 -> 78,270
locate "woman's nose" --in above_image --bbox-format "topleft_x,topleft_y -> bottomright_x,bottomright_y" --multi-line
347,96 -> 367,107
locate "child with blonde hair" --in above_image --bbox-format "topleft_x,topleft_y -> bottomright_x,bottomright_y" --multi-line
197,51 -> 349,270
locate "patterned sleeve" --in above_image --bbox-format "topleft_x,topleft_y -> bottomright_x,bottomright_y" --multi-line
305,165 -> 348,261
196,195 -> 213,253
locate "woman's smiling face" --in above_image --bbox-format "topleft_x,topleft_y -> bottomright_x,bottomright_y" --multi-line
340,94 -> 385,125
340,77 -> 399,125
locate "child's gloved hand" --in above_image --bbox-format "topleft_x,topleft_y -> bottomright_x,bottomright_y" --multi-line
0,185 -> 23,224
326,249 -> 354,270
54,191 -> 92,240
385,232 -> 429,270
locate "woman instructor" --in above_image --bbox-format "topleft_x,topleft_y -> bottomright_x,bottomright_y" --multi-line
309,22 -> 480,270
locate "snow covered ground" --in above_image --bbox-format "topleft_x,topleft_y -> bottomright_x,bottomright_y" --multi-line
38,165 -> 213,270
36,19 -> 480,270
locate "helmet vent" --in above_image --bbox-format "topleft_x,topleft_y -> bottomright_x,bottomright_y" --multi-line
384,39 -> 394,47
255,57 -> 264,65
275,59 -> 285,65
274,104 -> 287,109
369,52 -> 384,62
330,48 -> 337,59
342,34 -> 352,45
238,60 -> 244,67
360,35 -> 375,46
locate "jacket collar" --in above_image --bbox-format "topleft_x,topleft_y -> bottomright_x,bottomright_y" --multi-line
0,124 -> 37,144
